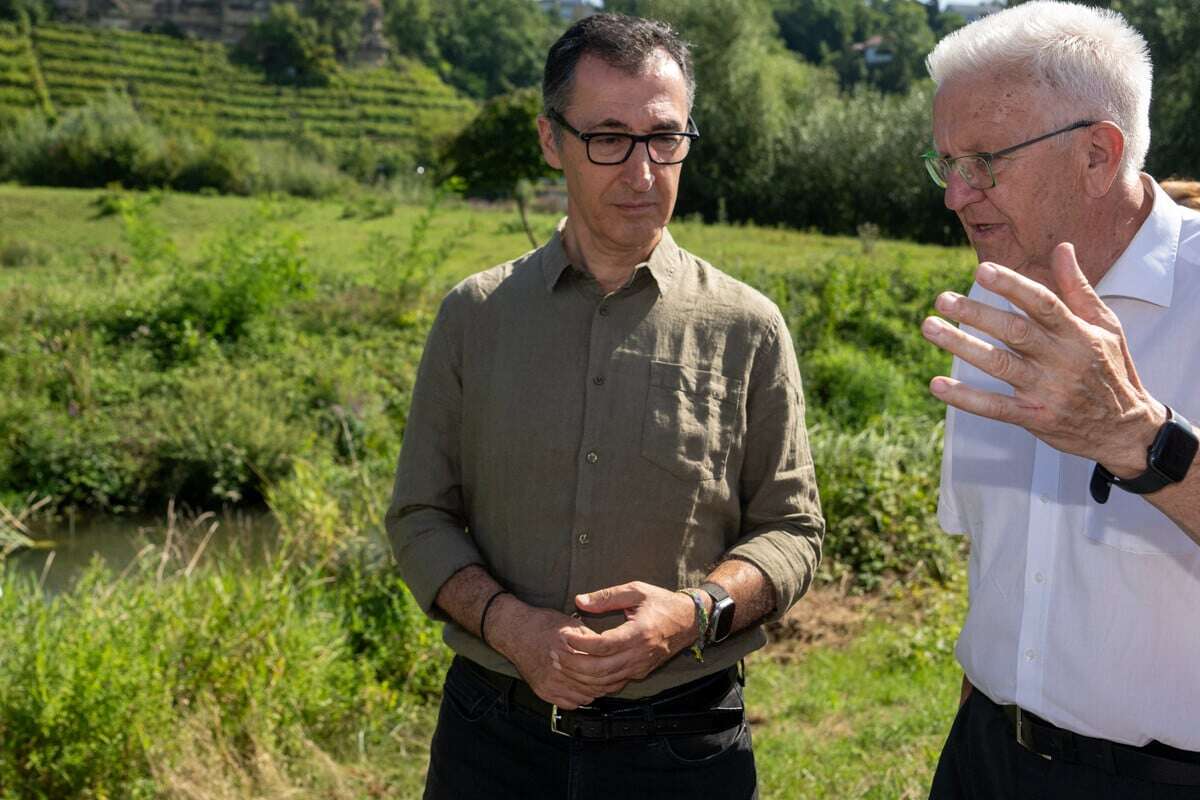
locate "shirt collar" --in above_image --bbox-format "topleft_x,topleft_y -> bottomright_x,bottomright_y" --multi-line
1093,176 -> 1181,308
540,217 -> 681,295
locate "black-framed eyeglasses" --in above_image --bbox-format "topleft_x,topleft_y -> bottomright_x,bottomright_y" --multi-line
921,119 -> 1098,190
547,109 -> 700,166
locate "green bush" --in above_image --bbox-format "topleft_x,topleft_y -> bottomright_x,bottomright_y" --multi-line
104,200 -> 313,363
811,416 -> 954,592
0,97 -> 352,197
246,140 -> 350,198
0,236 -> 51,267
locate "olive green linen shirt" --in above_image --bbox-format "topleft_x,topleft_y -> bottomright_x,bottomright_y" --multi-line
385,223 -> 824,698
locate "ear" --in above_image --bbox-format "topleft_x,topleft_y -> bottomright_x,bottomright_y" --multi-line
1083,121 -> 1125,198
537,116 -> 563,171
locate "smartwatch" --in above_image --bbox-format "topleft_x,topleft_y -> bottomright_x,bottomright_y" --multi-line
1090,407 -> 1198,504
699,581 -> 735,645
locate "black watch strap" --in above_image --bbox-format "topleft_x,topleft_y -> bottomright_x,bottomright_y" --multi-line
1090,407 -> 1198,504
699,581 -> 734,645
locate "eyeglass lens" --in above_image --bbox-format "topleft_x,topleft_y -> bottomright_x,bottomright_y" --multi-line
927,155 -> 992,189
588,134 -> 692,165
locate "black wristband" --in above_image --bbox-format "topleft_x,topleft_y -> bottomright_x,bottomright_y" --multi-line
479,589 -> 509,649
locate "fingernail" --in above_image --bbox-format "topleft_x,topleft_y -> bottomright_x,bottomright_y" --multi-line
922,317 -> 944,338
930,377 -> 950,396
977,263 -> 997,283
577,593 -> 589,604
936,292 -> 959,312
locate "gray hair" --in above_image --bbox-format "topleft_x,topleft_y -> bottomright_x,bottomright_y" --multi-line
542,13 -> 694,119
926,1 -> 1152,178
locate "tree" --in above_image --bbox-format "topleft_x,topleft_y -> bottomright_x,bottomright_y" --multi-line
383,0 -> 559,98
772,0 -> 860,64
868,0 -> 936,94
440,87 -> 555,198
236,3 -> 338,86
0,0 -> 49,23
305,0 -> 367,60
382,0 -> 439,63
643,0 -> 840,223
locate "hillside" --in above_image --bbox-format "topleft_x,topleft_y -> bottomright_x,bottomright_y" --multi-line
0,21 -> 476,148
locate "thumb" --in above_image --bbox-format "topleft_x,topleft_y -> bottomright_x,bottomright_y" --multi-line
575,582 -> 643,614
1050,242 -> 1118,331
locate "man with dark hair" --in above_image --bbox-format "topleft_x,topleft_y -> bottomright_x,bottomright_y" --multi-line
386,13 -> 823,799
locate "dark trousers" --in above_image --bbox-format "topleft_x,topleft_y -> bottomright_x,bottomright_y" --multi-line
423,656 -> 757,800
930,689 -> 1200,800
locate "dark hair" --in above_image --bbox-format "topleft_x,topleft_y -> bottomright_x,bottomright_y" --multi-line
542,13 -> 694,117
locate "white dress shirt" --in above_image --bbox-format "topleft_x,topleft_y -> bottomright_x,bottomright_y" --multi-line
938,177 -> 1200,751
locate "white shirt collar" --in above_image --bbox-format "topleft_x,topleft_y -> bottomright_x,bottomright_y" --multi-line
1093,175 -> 1181,307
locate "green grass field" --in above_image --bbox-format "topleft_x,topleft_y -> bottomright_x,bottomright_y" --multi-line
0,184 -> 973,798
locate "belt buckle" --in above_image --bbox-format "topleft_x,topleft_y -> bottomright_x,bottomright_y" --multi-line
550,704 -> 570,737
1015,708 -> 1052,761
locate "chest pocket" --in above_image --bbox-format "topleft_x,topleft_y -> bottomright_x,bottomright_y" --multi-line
641,361 -> 742,482
1082,488 -> 1196,555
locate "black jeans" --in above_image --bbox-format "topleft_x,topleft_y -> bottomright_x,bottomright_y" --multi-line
423,657 -> 757,800
930,689 -> 1200,800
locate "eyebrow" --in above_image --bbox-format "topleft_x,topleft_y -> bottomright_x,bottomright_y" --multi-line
587,117 -> 686,133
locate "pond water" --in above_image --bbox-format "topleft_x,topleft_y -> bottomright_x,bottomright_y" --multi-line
5,509 -> 278,595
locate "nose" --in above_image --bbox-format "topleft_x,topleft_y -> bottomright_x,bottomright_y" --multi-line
622,143 -> 655,192
943,170 -> 983,212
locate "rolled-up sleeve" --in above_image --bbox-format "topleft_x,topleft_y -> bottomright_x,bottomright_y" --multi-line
384,293 -> 483,617
726,311 -> 824,621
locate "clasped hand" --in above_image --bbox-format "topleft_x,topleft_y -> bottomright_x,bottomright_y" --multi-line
921,242 -> 1163,473
496,581 -> 697,710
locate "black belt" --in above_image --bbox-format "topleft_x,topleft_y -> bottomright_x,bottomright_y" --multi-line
459,657 -> 744,741
1001,704 -> 1200,786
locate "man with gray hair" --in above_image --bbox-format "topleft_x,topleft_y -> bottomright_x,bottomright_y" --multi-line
386,13 -> 823,799
919,2 -> 1200,797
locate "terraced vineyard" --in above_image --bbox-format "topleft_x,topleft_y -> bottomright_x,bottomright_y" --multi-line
0,21 -> 476,147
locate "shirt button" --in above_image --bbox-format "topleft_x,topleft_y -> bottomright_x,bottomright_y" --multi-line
578,532 -> 590,545
1039,493 -> 1050,504
586,450 -> 599,464
1034,572 -> 1045,584
1025,648 -> 1038,662
598,306 -> 610,317
593,375 -> 605,386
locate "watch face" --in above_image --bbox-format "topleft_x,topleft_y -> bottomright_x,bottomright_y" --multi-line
1152,420 -> 1200,482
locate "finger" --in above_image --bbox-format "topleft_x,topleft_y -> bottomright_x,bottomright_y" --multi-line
562,617 -> 646,656
575,583 -> 645,614
1049,243 -> 1120,332
974,262 -> 1071,334
929,376 -> 1040,424
933,291 -> 1044,354
553,649 -> 634,685
922,317 -> 1039,389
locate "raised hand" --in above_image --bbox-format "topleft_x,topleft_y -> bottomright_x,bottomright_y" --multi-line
921,242 -> 1165,476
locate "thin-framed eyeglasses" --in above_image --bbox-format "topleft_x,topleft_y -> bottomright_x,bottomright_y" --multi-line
547,109 -> 700,166
921,119 -> 1098,190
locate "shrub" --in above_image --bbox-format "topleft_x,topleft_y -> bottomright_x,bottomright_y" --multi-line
0,237 -> 51,267
247,141 -> 349,198
811,416 -> 957,592
0,97 -> 263,195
